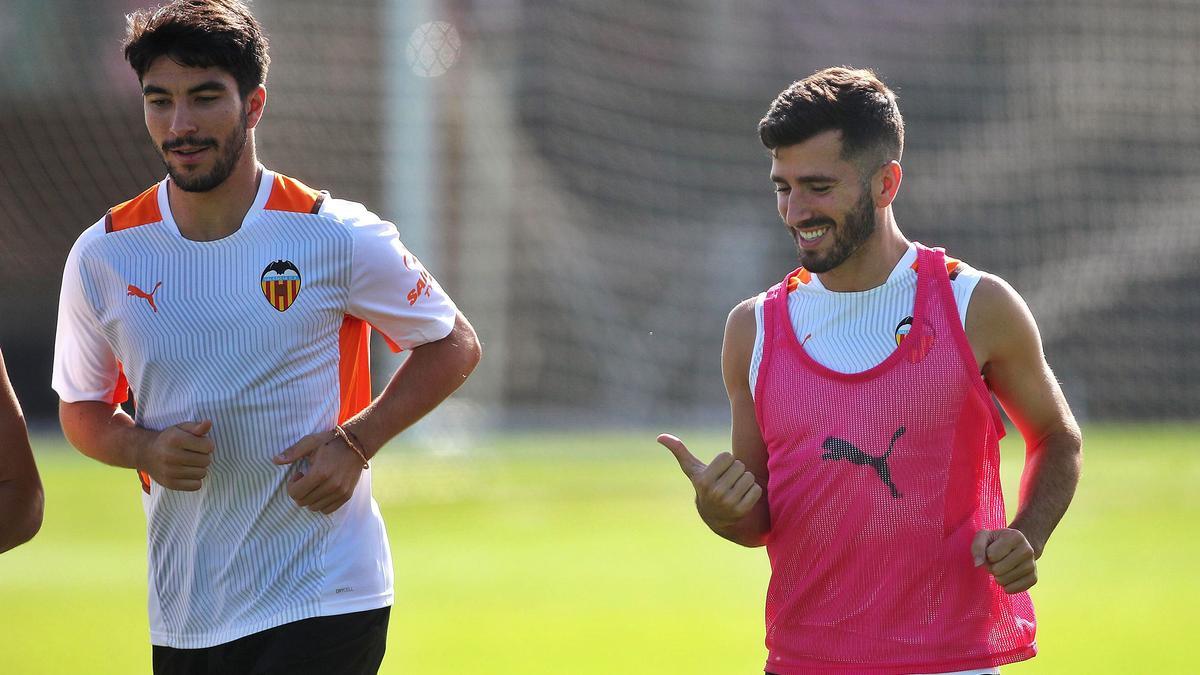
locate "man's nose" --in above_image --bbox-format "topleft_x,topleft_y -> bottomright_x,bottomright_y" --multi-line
169,105 -> 199,138
784,193 -> 815,227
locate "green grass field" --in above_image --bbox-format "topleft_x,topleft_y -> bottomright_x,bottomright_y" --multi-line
0,425 -> 1193,673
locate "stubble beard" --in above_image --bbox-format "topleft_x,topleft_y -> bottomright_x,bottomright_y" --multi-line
796,189 -> 877,274
160,114 -> 248,193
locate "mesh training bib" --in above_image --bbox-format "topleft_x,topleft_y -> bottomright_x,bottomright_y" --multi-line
754,244 -> 1036,674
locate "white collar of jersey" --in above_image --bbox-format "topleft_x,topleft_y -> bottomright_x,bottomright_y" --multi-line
158,166 -> 276,242
803,242 -> 919,293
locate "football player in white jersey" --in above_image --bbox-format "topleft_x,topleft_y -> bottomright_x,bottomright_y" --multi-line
52,1 -> 480,673
0,347 -> 43,554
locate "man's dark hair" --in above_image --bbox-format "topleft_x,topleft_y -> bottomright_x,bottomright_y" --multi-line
123,0 -> 270,99
758,67 -> 904,171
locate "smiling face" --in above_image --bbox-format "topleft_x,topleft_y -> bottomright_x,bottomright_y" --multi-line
141,57 -> 263,192
770,130 -> 880,274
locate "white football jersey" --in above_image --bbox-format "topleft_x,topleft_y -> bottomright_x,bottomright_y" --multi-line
52,169 -> 457,648
751,243 -> 984,392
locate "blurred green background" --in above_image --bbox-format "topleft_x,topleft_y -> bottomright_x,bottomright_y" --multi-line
2,2 -> 1196,672
0,425 -> 1192,674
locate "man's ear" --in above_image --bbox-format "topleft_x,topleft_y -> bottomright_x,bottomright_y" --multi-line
874,160 -> 903,208
245,85 -> 267,129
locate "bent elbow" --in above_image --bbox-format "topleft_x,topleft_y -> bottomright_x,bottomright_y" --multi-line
465,337 -> 483,374
1,484 -> 44,553
453,322 -> 483,379
18,494 -> 45,548
19,481 -> 44,544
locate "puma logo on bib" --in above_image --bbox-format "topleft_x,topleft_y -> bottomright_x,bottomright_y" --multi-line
821,426 -> 905,499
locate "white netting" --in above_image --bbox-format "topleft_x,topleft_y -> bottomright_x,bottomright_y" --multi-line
1,0 -> 1197,422
455,0 -> 1200,422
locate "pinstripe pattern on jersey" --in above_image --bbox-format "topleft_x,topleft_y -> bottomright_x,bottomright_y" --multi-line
73,175 -> 392,648
750,245 -> 982,392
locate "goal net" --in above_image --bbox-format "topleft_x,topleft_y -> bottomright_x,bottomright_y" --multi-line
2,0 -> 1197,424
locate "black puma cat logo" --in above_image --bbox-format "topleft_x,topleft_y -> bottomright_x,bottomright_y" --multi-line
821,426 -> 905,499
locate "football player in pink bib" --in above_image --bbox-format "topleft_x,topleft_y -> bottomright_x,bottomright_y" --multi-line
659,67 -> 1082,675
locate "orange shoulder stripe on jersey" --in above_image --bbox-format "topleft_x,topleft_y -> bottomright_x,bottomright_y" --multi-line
264,174 -> 325,215
909,255 -> 962,278
786,268 -> 812,292
946,259 -> 962,280
105,184 -> 162,233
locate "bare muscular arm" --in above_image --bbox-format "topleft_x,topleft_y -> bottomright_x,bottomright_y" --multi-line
659,297 -> 771,547
60,401 -> 215,492
967,274 -> 1083,592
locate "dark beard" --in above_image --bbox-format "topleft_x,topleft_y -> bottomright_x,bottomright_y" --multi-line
796,189 -> 876,273
160,116 -> 248,193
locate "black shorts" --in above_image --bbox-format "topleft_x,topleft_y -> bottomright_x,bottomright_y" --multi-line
152,606 -> 390,675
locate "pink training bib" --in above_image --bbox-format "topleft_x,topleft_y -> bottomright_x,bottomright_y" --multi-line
754,244 -> 1036,675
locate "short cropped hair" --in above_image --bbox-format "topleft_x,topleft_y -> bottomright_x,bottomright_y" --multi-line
123,0 -> 270,98
758,67 -> 904,170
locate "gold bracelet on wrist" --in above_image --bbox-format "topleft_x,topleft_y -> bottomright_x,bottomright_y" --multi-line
333,424 -> 370,469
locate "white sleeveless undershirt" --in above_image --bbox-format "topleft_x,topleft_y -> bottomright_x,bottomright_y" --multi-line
750,243 -> 984,396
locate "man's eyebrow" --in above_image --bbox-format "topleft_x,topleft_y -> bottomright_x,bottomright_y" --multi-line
142,81 -> 229,96
770,173 -> 840,184
187,81 -> 228,95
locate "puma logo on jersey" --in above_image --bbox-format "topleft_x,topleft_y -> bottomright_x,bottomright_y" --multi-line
821,426 -> 905,499
127,282 -> 162,313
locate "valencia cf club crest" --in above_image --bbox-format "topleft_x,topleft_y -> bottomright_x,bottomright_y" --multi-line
895,315 -> 936,363
261,260 -> 302,312
895,316 -> 913,347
